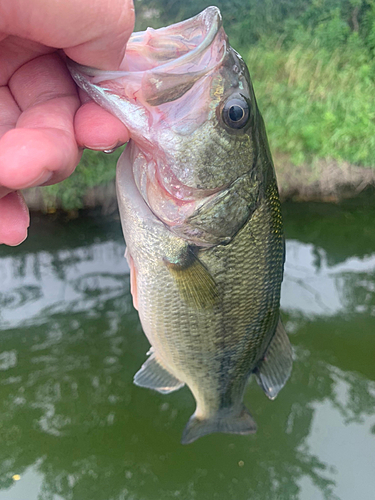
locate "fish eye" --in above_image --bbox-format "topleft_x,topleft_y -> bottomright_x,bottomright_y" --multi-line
222,97 -> 250,129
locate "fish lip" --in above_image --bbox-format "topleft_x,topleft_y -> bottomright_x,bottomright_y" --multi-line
68,6 -> 224,83
126,6 -> 223,74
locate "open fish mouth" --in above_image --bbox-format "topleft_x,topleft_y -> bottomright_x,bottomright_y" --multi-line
67,6 -> 232,234
84,7 -> 225,93
70,6 -> 226,110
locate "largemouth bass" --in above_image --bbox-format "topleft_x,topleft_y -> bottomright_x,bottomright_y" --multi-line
68,6 -> 293,444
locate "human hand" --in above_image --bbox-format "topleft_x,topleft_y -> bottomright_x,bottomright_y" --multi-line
0,0 -> 134,246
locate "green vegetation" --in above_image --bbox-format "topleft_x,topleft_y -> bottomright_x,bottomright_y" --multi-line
246,38 -> 375,166
43,0 -> 375,210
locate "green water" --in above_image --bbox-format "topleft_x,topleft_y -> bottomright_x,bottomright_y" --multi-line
1,196 -> 375,500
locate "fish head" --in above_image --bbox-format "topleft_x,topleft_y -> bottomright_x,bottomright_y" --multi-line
68,7 -> 266,246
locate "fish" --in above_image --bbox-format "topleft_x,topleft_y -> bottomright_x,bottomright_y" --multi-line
67,6 -> 293,444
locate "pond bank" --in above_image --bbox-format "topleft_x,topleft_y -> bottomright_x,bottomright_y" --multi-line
23,154 -> 375,213
275,155 -> 375,202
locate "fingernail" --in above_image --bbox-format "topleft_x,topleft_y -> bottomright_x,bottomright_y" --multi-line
39,171 -> 54,186
23,171 -> 53,189
83,141 -> 126,153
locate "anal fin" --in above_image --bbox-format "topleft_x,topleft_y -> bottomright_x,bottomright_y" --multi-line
134,353 -> 185,394
255,317 -> 293,400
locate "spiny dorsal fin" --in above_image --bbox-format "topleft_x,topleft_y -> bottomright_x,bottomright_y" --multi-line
164,249 -> 219,309
134,353 -> 184,394
255,317 -> 293,400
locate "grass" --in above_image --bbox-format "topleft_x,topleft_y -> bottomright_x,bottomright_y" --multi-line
245,36 -> 375,167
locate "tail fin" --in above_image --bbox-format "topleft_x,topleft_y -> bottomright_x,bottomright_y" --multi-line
181,406 -> 257,445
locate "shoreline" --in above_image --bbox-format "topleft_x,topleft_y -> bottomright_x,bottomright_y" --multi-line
275,155 -> 375,202
23,154 -> 375,213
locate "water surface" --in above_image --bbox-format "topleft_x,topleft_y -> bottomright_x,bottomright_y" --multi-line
0,197 -> 375,500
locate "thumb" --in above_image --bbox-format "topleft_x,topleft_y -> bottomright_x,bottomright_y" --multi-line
0,0 -> 135,69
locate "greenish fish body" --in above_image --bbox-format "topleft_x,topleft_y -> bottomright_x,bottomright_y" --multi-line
68,7 -> 292,444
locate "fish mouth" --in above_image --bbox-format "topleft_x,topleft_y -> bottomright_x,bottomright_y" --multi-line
87,7 -> 224,80
68,7 -> 227,110
67,7 -> 230,238
130,143 -> 226,228
126,6 -> 223,72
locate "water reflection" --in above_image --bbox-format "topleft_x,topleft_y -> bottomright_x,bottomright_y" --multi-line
3,236 -> 374,327
0,206 -> 374,500
282,240 -> 375,317
0,241 -> 129,328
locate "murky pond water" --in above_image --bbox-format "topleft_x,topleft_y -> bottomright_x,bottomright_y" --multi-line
1,196 -> 375,500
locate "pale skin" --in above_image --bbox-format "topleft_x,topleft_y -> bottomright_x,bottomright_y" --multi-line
0,0 -> 134,246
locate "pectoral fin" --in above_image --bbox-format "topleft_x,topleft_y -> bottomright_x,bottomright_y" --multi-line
255,318 -> 293,400
134,353 -> 185,394
164,247 -> 219,309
